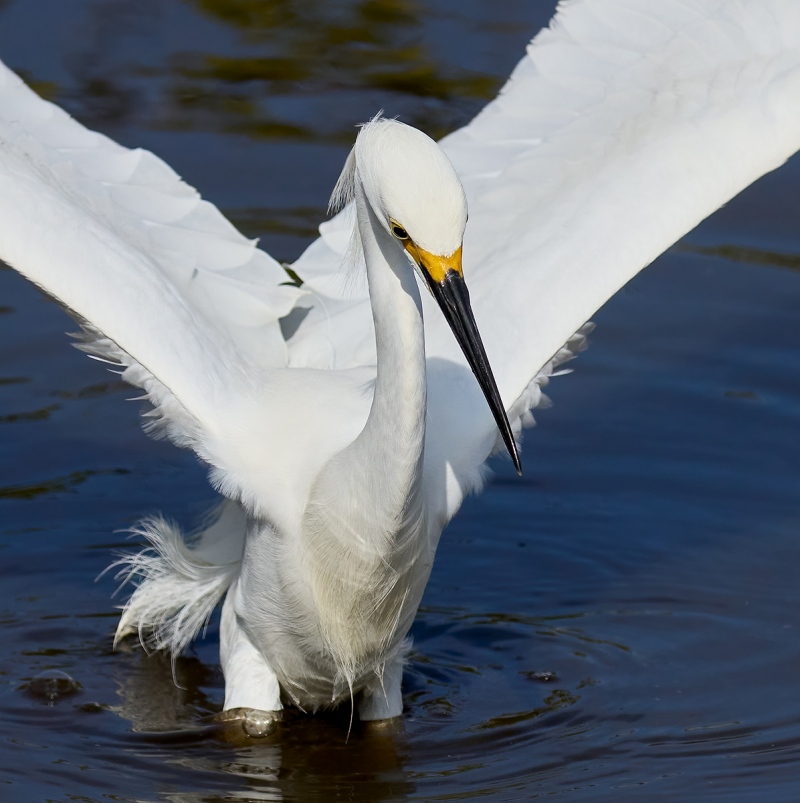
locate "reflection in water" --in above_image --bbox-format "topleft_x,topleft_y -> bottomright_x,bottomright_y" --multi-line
173,0 -> 499,141
113,649 -> 218,734
0,468 -> 130,501
16,0 -> 507,142
114,648 -> 415,802
228,206 -> 325,245
681,242 -> 800,273
0,403 -> 58,424
110,606 -> 624,801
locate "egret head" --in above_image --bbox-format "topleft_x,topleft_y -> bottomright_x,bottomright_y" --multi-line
333,116 -> 521,473
351,118 -> 467,259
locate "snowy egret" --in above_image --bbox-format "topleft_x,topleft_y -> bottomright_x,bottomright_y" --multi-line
1,0 -> 800,728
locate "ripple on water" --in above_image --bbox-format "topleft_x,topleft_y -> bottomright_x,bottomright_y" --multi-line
20,669 -> 81,703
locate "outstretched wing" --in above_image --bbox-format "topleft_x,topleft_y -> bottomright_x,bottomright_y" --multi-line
288,0 -> 800,523
0,59 -> 366,533
0,58 -> 300,416
4,0 -> 800,537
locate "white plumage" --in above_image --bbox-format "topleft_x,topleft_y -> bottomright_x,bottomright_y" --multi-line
1,0 -> 799,727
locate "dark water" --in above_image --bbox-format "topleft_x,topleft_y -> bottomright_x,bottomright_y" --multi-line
1,2 -> 800,801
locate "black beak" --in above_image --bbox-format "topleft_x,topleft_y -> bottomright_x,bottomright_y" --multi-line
426,269 -> 522,474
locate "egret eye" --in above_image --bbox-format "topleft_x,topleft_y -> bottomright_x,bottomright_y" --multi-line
390,222 -> 409,240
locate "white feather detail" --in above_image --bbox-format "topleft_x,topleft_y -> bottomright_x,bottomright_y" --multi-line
504,322 -> 594,447
112,501 -> 246,655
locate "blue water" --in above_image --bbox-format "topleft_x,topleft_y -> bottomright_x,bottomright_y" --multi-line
1,2 -> 800,801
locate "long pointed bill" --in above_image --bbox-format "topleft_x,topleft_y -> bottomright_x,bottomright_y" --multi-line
408,243 -> 522,475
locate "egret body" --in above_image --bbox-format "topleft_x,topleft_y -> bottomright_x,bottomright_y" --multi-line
219,119 -> 515,720
1,0 -> 800,727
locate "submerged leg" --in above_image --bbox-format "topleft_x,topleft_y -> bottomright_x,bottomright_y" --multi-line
358,651 -> 404,721
218,582 -> 282,735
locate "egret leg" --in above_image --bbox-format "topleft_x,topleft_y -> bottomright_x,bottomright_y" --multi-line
219,583 -> 282,715
358,652 -> 404,721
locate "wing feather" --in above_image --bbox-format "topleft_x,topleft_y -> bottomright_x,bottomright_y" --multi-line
289,0 -> 800,521
0,61 -> 301,391
0,58 -> 327,530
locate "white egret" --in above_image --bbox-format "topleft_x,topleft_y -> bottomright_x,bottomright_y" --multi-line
2,0 -> 800,731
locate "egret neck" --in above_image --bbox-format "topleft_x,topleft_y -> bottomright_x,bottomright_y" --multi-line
296,182 -> 429,678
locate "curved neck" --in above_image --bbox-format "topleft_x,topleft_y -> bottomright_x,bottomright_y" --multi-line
349,189 -> 427,521
302,186 -> 427,550
296,184 -> 430,674
359,193 -> 426,448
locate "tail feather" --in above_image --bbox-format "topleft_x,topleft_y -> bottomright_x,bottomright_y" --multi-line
111,500 -> 246,656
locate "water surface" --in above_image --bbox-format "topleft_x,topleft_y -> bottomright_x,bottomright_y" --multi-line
1,2 -> 800,801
